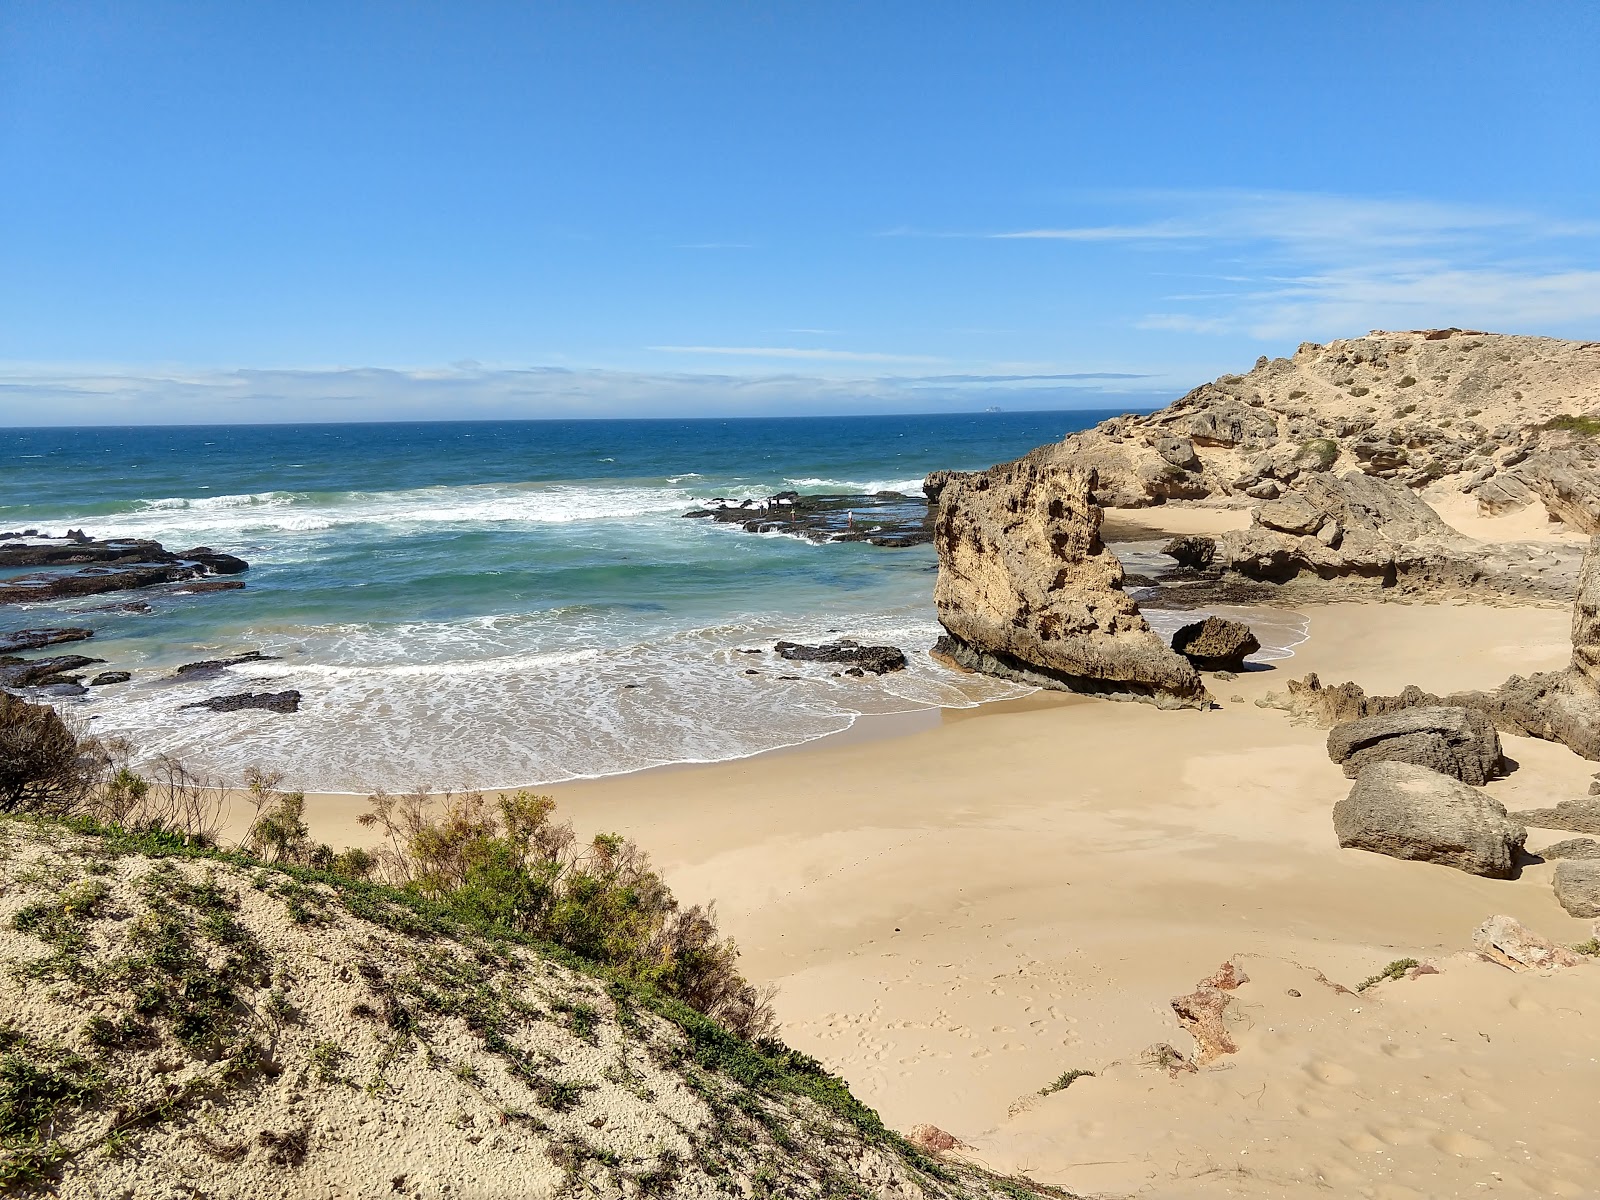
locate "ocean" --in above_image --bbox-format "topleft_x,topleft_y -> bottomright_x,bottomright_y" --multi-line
2,412 -> 1134,792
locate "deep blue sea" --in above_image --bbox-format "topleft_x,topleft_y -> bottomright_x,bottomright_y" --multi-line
1,412 -> 1121,790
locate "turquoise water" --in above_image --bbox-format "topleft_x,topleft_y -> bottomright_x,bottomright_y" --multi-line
1,413 -> 1122,790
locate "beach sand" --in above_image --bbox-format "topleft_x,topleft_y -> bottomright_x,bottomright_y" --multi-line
288,597 -> 1598,1198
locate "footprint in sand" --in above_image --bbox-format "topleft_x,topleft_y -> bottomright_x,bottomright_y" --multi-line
1340,1130 -> 1387,1153
1306,1060 -> 1359,1086
1379,1041 -> 1423,1060
1430,1131 -> 1493,1157
1459,1088 -> 1508,1113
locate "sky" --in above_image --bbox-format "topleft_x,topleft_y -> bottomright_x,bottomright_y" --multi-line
3,2 -> 1598,425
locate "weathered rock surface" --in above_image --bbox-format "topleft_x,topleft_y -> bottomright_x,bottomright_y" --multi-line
1333,761 -> 1526,878
1472,914 -> 1584,971
1161,535 -> 1215,570
1326,706 -> 1502,785
1511,798 -> 1600,835
932,460 -> 1207,708
89,671 -> 131,687
169,651 -> 278,680
1170,616 -> 1260,671
0,628 -> 94,653
1553,860 -> 1600,917
1170,960 -> 1248,1065
1539,837 -> 1600,860
773,640 -> 908,675
0,534 -> 249,606
685,492 -> 931,547
0,654 -> 105,689
1275,536 -> 1600,760
182,690 -> 301,714
1013,332 -> 1600,515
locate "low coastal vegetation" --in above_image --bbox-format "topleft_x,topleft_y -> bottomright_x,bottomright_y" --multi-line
0,694 -> 1053,1196
1036,1069 -> 1094,1098
1355,958 -> 1420,992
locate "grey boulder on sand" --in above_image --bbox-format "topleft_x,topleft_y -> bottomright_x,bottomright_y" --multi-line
1170,616 -> 1260,672
1538,837 -> 1600,860
1553,859 -> 1600,917
1326,706 -> 1502,785
1333,761 -> 1526,878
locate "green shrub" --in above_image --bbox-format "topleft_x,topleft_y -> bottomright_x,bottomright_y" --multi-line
1038,1068 -> 1094,1096
1540,414 -> 1600,436
1356,958 -> 1419,991
1293,438 -> 1340,471
0,696 -> 99,816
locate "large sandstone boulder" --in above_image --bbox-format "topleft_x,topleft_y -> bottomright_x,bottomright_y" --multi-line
1326,706 -> 1502,785
1513,798 -> 1600,835
1333,761 -> 1526,878
1539,837 -> 1600,860
1553,860 -> 1600,917
1170,616 -> 1260,671
932,461 -> 1208,708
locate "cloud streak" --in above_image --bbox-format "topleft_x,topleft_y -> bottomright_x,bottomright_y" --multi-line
647,345 -> 943,364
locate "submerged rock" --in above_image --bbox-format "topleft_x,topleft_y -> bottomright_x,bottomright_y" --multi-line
932,460 -> 1207,708
1170,616 -> 1259,672
1326,706 -> 1502,785
0,533 -> 249,606
0,654 -> 105,689
169,650 -> 278,681
1333,761 -> 1526,878
773,640 -> 907,674
182,690 -> 301,714
89,671 -> 131,687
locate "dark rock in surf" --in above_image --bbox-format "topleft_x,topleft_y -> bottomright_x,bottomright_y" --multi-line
774,639 -> 908,675
182,690 -> 301,714
1161,536 -> 1216,571
0,628 -> 94,653
0,654 -> 106,689
169,650 -> 278,680
89,671 -> 132,687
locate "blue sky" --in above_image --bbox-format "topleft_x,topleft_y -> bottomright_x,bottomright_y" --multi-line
3,2 -> 1598,424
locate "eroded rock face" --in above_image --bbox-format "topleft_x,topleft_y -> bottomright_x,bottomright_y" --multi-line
1472,915 -> 1583,971
1512,799 -> 1600,835
1326,706 -> 1502,785
1170,616 -> 1260,672
1333,761 -> 1526,878
932,461 -> 1207,708
1539,837 -> 1600,860
0,628 -> 94,653
181,690 -> 301,714
1553,860 -> 1600,917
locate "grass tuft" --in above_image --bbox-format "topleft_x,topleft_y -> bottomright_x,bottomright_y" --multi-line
1356,958 -> 1419,992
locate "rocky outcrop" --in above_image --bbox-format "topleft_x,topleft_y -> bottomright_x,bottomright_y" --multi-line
181,690 -> 301,714
1472,914 -> 1584,971
0,654 -> 105,689
1170,616 -> 1259,671
1553,860 -> 1600,917
932,460 -> 1207,708
1161,535 -> 1215,570
773,640 -> 907,675
686,491 -> 932,547
169,651 -> 278,680
0,534 -> 249,606
1539,837 -> 1600,860
1511,799 -> 1600,835
89,671 -> 131,687
0,628 -> 94,653
1015,332 -> 1600,513
1326,707 -> 1502,785
1274,536 -> 1600,760
1333,761 -> 1526,878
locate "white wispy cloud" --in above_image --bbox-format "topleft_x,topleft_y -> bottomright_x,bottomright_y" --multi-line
646,345 -> 943,364
926,189 -> 1600,340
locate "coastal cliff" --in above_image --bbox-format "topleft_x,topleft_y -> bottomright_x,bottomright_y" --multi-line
932,459 -> 1207,708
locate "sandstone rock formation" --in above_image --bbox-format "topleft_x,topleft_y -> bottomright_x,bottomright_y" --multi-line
1471,914 -> 1584,971
1553,860 -> 1600,917
1170,960 -> 1249,1065
1538,837 -> 1600,860
1333,761 -> 1526,878
1326,706 -> 1502,785
1512,799 -> 1600,835
1018,331 -> 1600,513
1170,616 -> 1259,671
1276,536 -> 1600,760
932,460 -> 1207,708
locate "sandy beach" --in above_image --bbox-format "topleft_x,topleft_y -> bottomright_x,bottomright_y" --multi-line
280,590 -> 1598,1197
